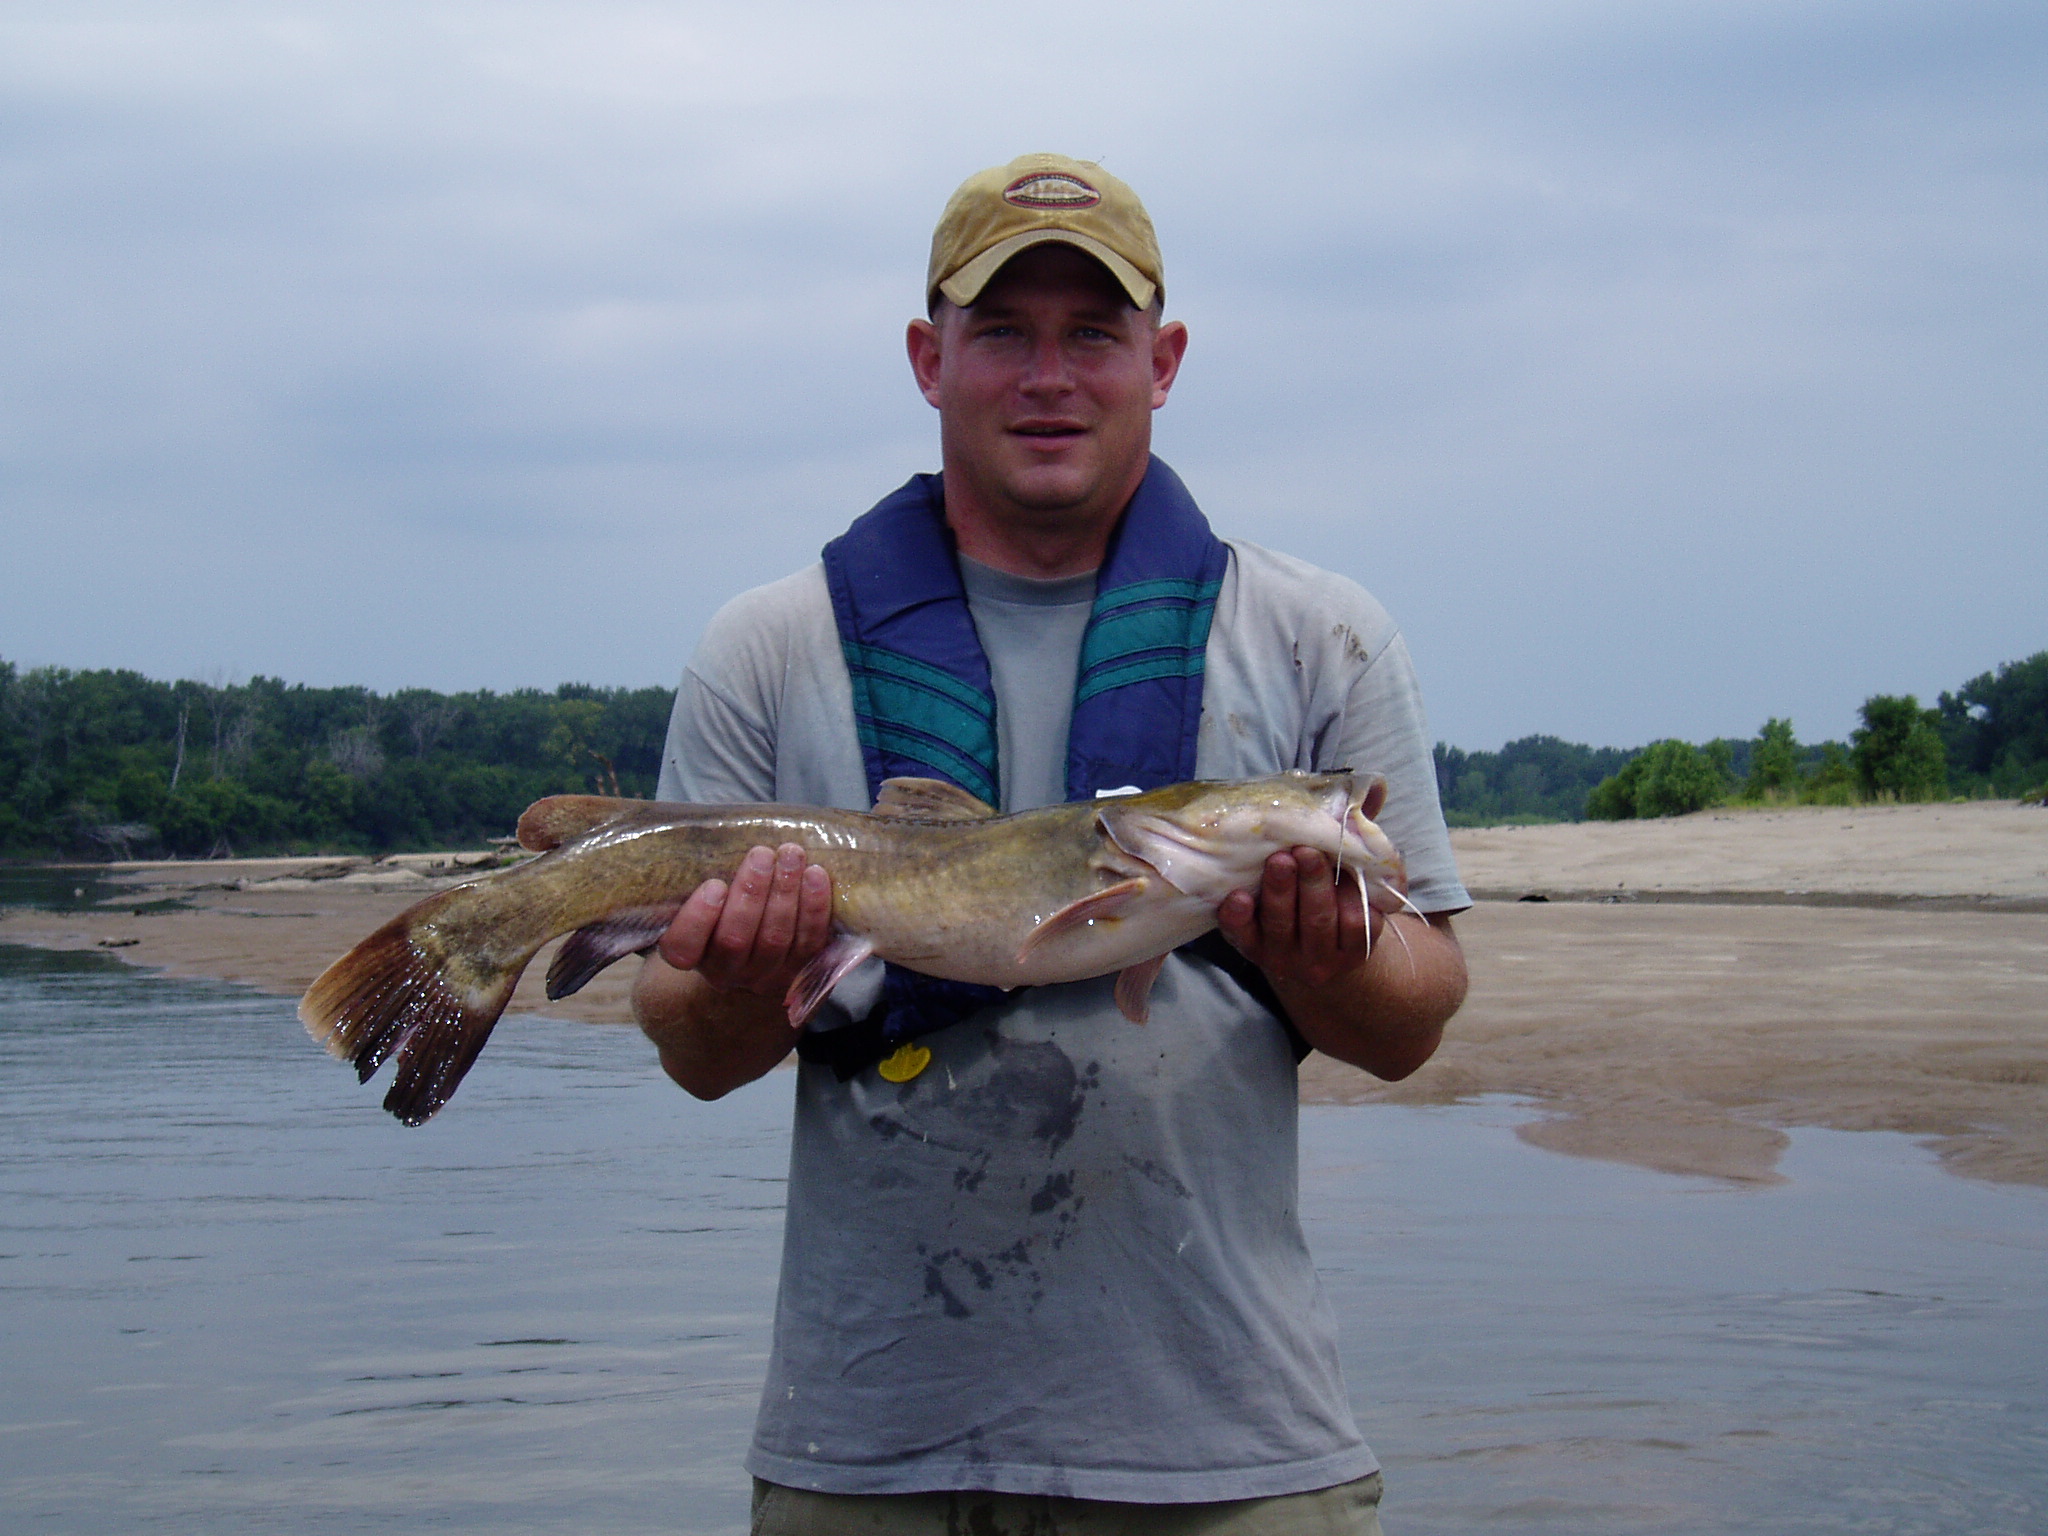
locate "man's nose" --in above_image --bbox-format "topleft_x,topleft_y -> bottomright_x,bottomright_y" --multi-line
1017,333 -> 1074,394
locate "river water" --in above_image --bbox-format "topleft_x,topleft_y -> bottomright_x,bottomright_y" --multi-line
2,875 -> 2043,1533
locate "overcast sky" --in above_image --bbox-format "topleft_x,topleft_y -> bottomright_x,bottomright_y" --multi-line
4,0 -> 2042,751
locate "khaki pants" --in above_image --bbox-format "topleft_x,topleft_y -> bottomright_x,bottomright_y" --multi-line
750,1471 -> 1385,1536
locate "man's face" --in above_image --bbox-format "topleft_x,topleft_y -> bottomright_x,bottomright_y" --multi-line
908,244 -> 1186,530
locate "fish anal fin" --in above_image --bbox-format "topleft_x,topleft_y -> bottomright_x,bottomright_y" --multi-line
1114,952 -> 1169,1024
784,931 -> 877,1026
545,904 -> 681,1000
871,777 -> 998,823
1016,877 -> 1150,959
517,794 -> 637,852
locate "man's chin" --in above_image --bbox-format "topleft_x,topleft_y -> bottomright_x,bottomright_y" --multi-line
993,465 -> 1101,515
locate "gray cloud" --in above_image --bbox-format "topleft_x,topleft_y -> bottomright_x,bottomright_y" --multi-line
3,0 -> 2042,750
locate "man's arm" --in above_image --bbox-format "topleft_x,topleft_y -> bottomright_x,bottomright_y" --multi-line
632,842 -> 834,1100
1215,847 -> 1467,1080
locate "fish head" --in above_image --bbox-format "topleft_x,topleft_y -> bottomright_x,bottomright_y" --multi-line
1096,771 -> 1407,909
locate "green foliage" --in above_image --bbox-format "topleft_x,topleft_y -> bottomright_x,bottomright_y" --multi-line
1937,651 -> 2048,796
1584,761 -> 1640,821
0,660 -> 674,859
1433,736 -> 1634,826
1851,694 -> 1947,802
1637,740 -> 1725,817
1804,742 -> 1859,805
1587,739 -> 1728,820
1743,717 -> 1802,798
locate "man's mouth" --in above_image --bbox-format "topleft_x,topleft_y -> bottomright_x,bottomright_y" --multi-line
1010,421 -> 1087,442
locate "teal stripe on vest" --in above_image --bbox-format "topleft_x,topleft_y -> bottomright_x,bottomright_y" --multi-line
1075,651 -> 1208,704
861,722 -> 998,804
842,641 -> 998,803
1077,578 -> 1222,697
844,643 -> 998,719
1091,576 -> 1221,614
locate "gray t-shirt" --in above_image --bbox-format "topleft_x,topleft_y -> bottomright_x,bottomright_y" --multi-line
958,556 -> 1098,813
659,539 -> 1468,1502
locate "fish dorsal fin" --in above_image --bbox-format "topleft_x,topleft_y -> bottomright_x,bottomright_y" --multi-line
871,777 -> 998,823
516,794 -> 637,852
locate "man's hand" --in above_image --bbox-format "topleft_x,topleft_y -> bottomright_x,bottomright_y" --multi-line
633,843 -> 834,1100
1216,846 -> 1466,1081
657,843 -> 834,999
1214,846 -> 1383,989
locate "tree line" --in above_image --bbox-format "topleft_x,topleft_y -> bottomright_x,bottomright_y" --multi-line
1438,651 -> 2046,825
0,662 -> 671,859
4,649 -> 2044,856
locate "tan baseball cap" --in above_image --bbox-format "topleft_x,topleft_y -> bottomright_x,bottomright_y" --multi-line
927,153 -> 1163,311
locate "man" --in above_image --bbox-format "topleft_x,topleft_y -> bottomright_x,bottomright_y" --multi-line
635,154 -> 1469,1535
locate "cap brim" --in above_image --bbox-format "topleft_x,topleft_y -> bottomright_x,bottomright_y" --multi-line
937,229 -> 1157,310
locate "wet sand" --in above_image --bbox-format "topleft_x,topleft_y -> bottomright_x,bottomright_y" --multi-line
5,801 -> 2044,1187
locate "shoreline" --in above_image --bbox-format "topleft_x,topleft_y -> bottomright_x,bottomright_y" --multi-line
4,799 -> 2043,1189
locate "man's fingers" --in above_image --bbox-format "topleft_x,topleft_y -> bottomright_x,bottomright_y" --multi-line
1216,888 -> 1258,953
1258,850 -> 1300,950
751,844 -> 808,959
708,845 -> 778,968
1290,848 -> 1341,953
657,879 -> 728,971
1339,880 -> 1372,952
792,863 -> 834,960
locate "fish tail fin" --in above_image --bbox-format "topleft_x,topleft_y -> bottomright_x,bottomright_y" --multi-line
299,888 -> 528,1126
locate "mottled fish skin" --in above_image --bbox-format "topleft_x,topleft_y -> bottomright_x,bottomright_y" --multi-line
299,771 -> 1408,1125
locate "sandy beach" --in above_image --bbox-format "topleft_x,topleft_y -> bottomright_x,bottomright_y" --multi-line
5,801 -> 2043,1188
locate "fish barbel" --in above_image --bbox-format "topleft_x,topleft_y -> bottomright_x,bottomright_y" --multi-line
300,770 -> 1410,1125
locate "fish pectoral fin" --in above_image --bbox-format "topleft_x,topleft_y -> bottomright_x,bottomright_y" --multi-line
1114,953 -> 1169,1024
1095,808 -> 1216,897
545,904 -> 681,1000
871,777 -> 999,822
1016,877 -> 1150,959
517,794 -> 638,852
784,931 -> 877,1027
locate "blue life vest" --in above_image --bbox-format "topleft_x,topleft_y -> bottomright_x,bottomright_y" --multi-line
803,456 -> 1229,1077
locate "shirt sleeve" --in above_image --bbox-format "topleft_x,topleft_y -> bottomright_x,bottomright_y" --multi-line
658,667 -> 777,805
1334,629 -> 1471,916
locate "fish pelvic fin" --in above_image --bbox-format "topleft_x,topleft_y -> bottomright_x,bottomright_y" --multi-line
1016,877 -> 1150,960
516,794 -> 638,852
871,777 -> 998,823
784,931 -> 877,1027
1114,953 -> 1169,1024
299,888 -> 529,1126
546,904 -> 681,1000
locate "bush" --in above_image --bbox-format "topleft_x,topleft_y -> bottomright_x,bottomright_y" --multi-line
1744,718 -> 1802,798
1938,651 -> 2048,796
1585,759 -> 1641,820
1803,743 -> 1858,805
1585,739 -> 1726,820
1851,694 -> 1947,802
1634,739 -> 1726,817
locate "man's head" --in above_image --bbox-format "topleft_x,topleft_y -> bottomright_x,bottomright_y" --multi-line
908,155 -> 1187,575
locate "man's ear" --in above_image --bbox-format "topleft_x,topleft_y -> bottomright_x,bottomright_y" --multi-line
1151,319 -> 1189,410
906,317 -> 944,409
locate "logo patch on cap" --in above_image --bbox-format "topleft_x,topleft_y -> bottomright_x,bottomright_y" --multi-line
1004,172 -> 1101,210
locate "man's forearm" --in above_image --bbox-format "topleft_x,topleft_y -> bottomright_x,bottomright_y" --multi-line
1270,911 -> 1466,1081
633,952 -> 797,1100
